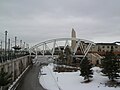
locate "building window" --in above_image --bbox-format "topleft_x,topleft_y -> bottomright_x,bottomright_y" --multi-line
102,46 -> 105,48
107,46 -> 109,48
98,49 -> 101,52
98,46 -> 101,52
115,46 -> 118,48
111,46 -> 114,49
111,46 -> 114,51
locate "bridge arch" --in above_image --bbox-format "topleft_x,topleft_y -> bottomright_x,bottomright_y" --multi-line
29,38 -> 95,59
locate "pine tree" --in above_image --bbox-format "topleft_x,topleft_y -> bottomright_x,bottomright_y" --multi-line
58,51 -> 64,64
101,51 -> 120,81
64,45 -> 72,65
80,57 -> 93,81
0,68 -> 12,87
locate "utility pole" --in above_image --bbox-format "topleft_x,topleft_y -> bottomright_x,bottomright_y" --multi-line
5,31 -> 8,61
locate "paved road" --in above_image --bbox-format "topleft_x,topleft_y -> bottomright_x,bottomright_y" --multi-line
16,63 -> 45,90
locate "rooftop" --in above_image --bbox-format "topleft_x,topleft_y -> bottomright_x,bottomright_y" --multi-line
96,43 -> 118,45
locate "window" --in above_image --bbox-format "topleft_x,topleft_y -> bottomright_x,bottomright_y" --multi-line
98,46 -> 101,51
98,49 -> 101,52
111,46 -> 113,49
102,46 -> 105,48
107,46 -> 109,48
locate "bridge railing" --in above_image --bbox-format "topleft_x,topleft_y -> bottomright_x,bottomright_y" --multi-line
0,55 -> 32,90
0,50 -> 29,63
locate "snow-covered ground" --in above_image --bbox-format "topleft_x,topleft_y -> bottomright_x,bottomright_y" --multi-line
39,63 -> 120,90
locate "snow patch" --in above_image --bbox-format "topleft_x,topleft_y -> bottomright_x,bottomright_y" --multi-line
39,64 -> 120,90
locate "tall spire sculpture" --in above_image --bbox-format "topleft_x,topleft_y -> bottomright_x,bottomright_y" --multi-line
71,28 -> 76,51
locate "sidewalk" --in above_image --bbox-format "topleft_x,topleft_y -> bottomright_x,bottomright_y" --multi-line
39,64 -> 62,90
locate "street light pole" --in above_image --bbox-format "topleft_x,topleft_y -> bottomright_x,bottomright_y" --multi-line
23,42 -> 25,55
8,39 -> 10,51
1,41 -> 2,49
14,36 -> 17,58
0,41 -> 3,63
5,31 -> 8,61
15,36 -> 17,47
8,38 -> 10,60
20,40 -> 22,48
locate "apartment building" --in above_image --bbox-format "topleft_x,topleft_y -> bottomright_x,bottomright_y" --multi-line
91,42 -> 120,56
87,42 -> 120,65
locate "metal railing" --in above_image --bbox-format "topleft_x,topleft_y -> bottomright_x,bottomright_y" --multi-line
8,65 -> 31,90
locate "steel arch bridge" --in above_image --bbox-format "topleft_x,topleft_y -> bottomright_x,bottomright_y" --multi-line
29,38 -> 95,59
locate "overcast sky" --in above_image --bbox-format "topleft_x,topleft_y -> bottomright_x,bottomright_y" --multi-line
0,0 -> 120,46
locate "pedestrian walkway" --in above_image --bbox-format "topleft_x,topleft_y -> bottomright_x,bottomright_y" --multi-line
40,64 -> 62,90
16,64 -> 45,90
